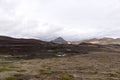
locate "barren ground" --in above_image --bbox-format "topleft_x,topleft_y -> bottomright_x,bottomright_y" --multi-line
0,52 -> 120,80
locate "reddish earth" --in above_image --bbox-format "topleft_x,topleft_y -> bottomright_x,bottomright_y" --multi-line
71,38 -> 120,45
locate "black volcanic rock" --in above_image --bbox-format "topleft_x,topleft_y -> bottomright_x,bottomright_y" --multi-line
51,37 -> 68,44
0,36 -> 52,54
0,36 -> 90,58
1,35 -> 119,59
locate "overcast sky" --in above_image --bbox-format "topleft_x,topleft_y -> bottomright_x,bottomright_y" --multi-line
0,0 -> 120,41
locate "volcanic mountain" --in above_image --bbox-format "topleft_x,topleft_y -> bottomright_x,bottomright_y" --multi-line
51,37 -> 68,44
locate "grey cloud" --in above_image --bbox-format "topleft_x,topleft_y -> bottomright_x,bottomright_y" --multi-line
0,0 -> 120,41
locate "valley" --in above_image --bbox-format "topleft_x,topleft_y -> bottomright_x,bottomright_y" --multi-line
0,36 -> 120,80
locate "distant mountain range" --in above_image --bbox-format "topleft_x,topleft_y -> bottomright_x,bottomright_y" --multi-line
50,37 -> 120,45
71,37 -> 120,45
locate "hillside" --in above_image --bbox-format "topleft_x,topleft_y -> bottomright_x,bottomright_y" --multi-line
0,36 -> 101,58
0,36 -> 120,58
71,38 -> 120,45
84,38 -> 120,45
0,36 -> 120,80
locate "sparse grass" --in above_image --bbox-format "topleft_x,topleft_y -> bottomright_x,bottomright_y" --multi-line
0,67 -> 14,72
33,74 -> 40,78
102,72 -> 119,77
8,65 -> 19,69
18,79 -> 24,80
0,52 -> 120,80
40,68 -> 53,75
5,77 -> 17,80
17,69 -> 26,72
61,74 -> 72,80
19,61 -> 28,64
108,73 -> 118,77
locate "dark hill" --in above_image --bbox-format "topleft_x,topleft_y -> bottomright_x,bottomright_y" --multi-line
51,37 -> 68,44
0,36 -> 120,59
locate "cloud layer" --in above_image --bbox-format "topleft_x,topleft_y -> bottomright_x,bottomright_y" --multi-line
0,0 -> 120,41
